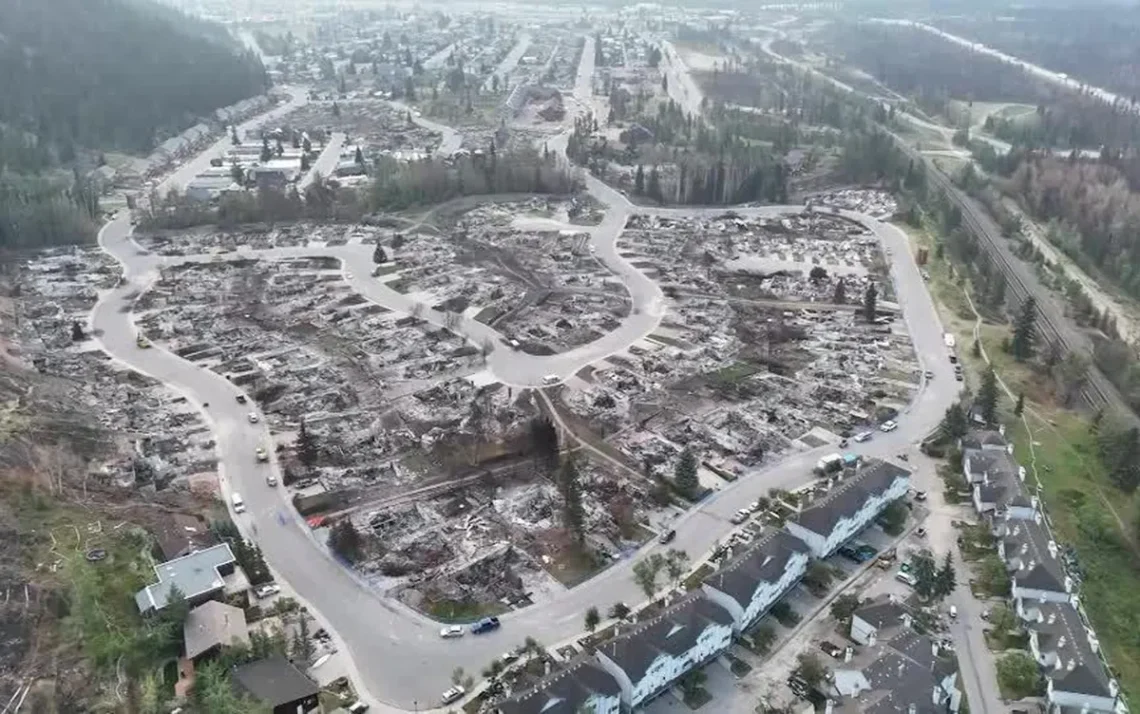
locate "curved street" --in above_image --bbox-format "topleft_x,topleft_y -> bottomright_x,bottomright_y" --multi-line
87,53 -> 959,712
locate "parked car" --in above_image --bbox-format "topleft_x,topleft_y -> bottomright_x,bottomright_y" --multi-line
346,703 -> 369,714
854,431 -> 873,443
441,686 -> 465,705
913,491 -> 928,502
471,617 -> 501,634
730,509 -> 751,524
896,570 -> 917,586
236,394 -> 247,404
256,447 -> 269,462
247,412 -> 259,423
658,529 -> 676,544
254,584 -> 280,599
880,420 -> 898,432
820,641 -> 844,659
915,527 -> 927,538
439,625 -> 464,639
838,438 -> 849,448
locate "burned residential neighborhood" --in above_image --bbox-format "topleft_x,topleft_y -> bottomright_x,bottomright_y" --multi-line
3,2 -> 1136,714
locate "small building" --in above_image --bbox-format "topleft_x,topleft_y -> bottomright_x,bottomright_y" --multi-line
785,459 -> 911,558
596,593 -> 734,709
962,447 -> 1021,486
959,429 -> 1007,452
135,543 -> 247,614
232,655 -> 320,714
183,600 -> 249,661
701,530 -> 811,633
827,628 -> 961,714
496,658 -> 621,714
154,513 -> 215,561
850,595 -> 910,647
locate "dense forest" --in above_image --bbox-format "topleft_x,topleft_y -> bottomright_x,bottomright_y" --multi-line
936,8 -> 1140,100
0,0 -> 267,250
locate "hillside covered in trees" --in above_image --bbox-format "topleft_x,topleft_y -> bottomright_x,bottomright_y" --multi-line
0,0 -> 267,251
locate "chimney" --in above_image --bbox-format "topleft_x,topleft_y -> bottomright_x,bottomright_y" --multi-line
1020,543 -> 1029,555
999,423 -> 1006,436
932,639 -> 940,657
845,647 -> 854,663
1029,559 -> 1037,572
1007,443 -> 1013,454
908,704 -> 917,714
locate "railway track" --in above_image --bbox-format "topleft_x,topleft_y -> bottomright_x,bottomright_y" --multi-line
913,148 -> 1125,414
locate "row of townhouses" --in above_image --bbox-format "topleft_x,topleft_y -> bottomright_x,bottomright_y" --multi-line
961,428 -> 1123,714
497,458 -> 923,714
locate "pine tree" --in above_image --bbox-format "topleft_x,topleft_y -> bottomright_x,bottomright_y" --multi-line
71,321 -> 86,341
259,137 -> 271,163
558,457 -> 586,542
1014,393 -> 1025,417
634,164 -> 645,194
979,368 -> 999,424
1012,297 -> 1037,361
355,147 -> 365,165
297,420 -> 318,468
863,282 -> 878,322
329,520 -> 363,563
939,402 -> 969,442
935,552 -> 956,599
912,551 -> 938,600
373,244 -> 388,263
300,154 -> 310,172
833,278 -> 846,305
674,448 -> 699,498
647,166 -> 663,203
584,606 -> 600,633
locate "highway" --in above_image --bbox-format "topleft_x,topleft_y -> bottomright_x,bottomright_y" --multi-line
88,43 -> 959,713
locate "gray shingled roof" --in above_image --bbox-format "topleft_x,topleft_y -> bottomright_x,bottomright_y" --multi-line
183,600 -> 248,659
964,449 -> 1019,481
232,655 -> 319,707
599,593 -> 733,683
497,658 -> 620,714
853,597 -> 909,632
793,459 -> 909,538
1052,662 -> 1113,698
703,530 -> 810,608
960,430 -> 1006,451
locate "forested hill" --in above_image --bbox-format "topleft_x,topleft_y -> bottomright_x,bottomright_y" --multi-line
0,0 -> 268,166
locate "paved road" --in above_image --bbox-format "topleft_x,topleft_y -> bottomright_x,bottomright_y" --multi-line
300,132 -> 346,189
87,46 -> 959,713
483,33 -> 531,92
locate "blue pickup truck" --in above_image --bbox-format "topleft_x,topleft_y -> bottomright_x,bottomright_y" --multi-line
471,617 -> 501,635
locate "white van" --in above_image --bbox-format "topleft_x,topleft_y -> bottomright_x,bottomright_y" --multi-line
232,492 -> 246,513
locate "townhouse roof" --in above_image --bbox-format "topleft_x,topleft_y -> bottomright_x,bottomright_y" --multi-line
183,600 -> 249,659
853,596 -> 909,633
598,593 -> 733,683
497,658 -> 620,714
1024,600 -> 1114,700
1051,660 -> 1114,699
964,449 -> 1019,481
793,459 -> 910,538
232,655 -> 319,707
702,530 -> 810,608
134,543 -> 236,612
833,629 -> 958,714
960,430 -> 1007,451
1004,520 -> 1066,594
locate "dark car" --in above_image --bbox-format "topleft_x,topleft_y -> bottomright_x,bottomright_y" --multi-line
820,641 -> 844,658
658,529 -> 676,544
471,617 -> 501,634
236,394 -> 247,404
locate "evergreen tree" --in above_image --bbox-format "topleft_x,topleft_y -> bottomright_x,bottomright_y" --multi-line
647,165 -> 663,203
936,552 -> 956,599
297,420 -> 318,468
674,448 -> 699,498
373,244 -> 388,263
328,520 -> 364,563
833,278 -> 846,305
634,164 -> 645,195
71,321 -> 86,341
978,368 -> 999,424
1014,393 -> 1025,416
863,282 -> 878,322
300,154 -> 310,172
530,416 -> 560,472
584,606 -> 600,633
355,146 -> 365,165
259,137 -> 272,163
1011,297 -> 1037,361
912,551 -> 938,600
558,456 -> 586,541
939,402 -> 969,442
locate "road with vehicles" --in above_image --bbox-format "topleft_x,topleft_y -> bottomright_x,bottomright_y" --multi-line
90,40 -> 960,712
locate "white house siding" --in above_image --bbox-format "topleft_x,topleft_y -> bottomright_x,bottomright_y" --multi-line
850,615 -> 878,647
1011,584 -> 1070,604
586,693 -> 621,714
599,622 -> 734,709
701,551 -> 810,633
790,477 -> 910,558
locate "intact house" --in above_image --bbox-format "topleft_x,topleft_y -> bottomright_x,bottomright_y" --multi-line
785,459 -> 910,558
996,519 -> 1073,603
183,600 -> 249,662
232,655 -> 320,714
701,530 -> 811,633
959,428 -> 1007,452
850,595 -> 911,647
496,657 -> 621,714
1017,600 -> 1120,713
826,627 -> 962,714
596,592 -> 734,709
135,543 -> 249,614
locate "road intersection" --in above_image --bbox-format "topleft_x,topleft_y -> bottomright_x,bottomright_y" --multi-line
88,42 -> 960,712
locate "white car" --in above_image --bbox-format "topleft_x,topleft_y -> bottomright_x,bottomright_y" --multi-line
880,420 -> 898,432
248,412 -> 260,423
730,509 -> 751,525
254,584 -> 280,599
854,431 -> 873,443
439,625 -> 465,639
441,686 -> 465,704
